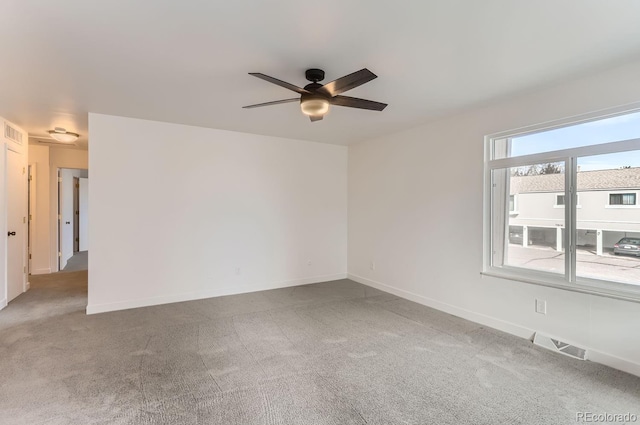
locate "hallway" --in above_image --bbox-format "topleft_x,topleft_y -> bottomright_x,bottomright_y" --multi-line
62,251 -> 88,272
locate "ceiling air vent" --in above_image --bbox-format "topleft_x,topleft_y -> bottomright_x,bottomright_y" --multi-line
4,122 -> 23,145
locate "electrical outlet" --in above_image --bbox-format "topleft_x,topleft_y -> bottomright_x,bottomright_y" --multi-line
235,267 -> 241,276
535,299 -> 547,315
370,261 -> 375,271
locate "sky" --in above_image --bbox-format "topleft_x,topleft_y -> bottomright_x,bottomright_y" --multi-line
510,111 -> 640,171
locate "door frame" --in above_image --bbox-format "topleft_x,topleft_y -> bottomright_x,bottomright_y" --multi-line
28,164 -> 36,274
57,168 -> 62,271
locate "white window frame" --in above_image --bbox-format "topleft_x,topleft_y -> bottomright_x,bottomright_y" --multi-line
483,107 -> 640,303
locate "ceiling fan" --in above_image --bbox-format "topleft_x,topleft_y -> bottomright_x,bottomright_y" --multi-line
243,68 -> 387,122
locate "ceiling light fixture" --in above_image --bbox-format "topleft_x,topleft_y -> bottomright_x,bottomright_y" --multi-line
300,95 -> 329,117
48,127 -> 79,143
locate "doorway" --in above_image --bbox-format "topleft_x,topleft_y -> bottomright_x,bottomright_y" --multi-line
58,168 -> 88,272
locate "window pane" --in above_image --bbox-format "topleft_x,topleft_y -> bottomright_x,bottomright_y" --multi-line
576,153 -> 640,286
493,111 -> 640,159
610,194 -> 622,205
624,193 -> 636,205
491,161 -> 565,275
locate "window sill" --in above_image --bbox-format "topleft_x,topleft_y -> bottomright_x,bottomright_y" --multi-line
481,269 -> 640,303
605,205 -> 639,209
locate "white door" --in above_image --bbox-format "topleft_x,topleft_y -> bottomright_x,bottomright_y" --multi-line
7,149 -> 25,302
79,177 -> 88,251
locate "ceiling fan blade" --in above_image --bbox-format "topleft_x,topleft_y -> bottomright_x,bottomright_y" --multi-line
330,95 -> 387,111
242,98 -> 299,109
310,115 -> 323,122
249,73 -> 311,95
319,68 -> 377,96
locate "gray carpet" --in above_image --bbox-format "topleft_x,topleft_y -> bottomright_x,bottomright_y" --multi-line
62,251 -> 88,272
0,272 -> 638,425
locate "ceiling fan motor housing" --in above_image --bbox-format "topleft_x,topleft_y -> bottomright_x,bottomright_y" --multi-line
302,82 -> 324,93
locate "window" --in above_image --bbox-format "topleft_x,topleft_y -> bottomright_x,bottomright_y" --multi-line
609,193 -> 636,206
555,193 -> 580,208
485,108 -> 640,300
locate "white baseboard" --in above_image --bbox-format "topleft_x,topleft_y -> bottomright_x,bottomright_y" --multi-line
25,281 -> 30,291
86,273 -> 348,315
348,273 -> 534,339
0,298 -> 6,311
32,268 -> 52,275
348,273 -> 640,378
588,350 -> 640,377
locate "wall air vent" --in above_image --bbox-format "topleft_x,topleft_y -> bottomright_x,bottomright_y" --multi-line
533,332 -> 587,361
4,122 -> 23,145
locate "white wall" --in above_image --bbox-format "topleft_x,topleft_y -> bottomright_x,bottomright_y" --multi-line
27,145 -> 50,274
348,58 -> 640,376
88,114 -> 347,314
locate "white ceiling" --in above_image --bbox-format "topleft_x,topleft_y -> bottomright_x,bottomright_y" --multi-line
2,1 -> 640,148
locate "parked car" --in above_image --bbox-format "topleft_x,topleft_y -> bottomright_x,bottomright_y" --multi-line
613,238 -> 640,257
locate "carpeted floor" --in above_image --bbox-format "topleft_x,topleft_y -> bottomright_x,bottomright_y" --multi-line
62,251 -> 88,272
0,272 -> 638,424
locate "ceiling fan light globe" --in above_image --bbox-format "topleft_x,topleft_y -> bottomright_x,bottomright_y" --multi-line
300,98 -> 329,116
48,129 -> 79,143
